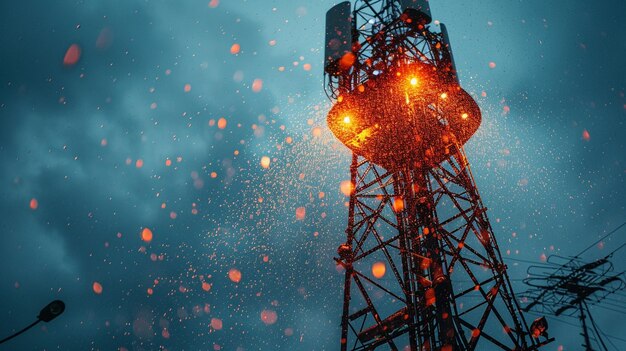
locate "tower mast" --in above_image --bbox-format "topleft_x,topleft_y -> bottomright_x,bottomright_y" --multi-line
324,1 -> 552,350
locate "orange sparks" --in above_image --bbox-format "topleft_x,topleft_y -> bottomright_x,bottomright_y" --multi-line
141,228 -> 153,243
63,44 -> 81,66
339,52 -> 356,70
303,63 -> 311,71
202,282 -> 212,292
488,62 -> 496,69
371,261 -> 386,279
312,127 -> 322,137
135,159 -> 144,168
260,156 -> 271,169
582,129 -> 590,141
228,268 -> 242,283
29,198 -> 38,210
92,281 -> 103,294
295,207 -> 306,220
208,0 -> 219,8
472,328 -> 481,338
210,171 -> 217,178
260,310 -> 278,325
230,43 -> 240,54
392,196 -> 405,212
210,318 -> 223,330
184,83 -> 192,92
252,79 -> 263,93
425,288 -> 436,305
340,180 -> 354,196
165,159 -> 172,166
217,117 -> 227,129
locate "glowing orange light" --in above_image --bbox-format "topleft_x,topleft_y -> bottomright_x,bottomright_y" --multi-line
372,261 -> 386,279
63,44 -> 81,66
392,196 -> 405,212
230,43 -> 240,54
340,180 -> 354,196
210,318 -> 223,330
228,268 -> 242,283
260,156 -> 270,169
252,79 -> 263,92
472,328 -> 481,338
461,113 -> 469,119
582,129 -> 590,141
29,198 -> 38,210
410,77 -> 418,86
343,116 -> 351,123
92,281 -> 103,294
141,228 -> 153,243
440,93 -> 448,99
260,309 -> 278,325
217,117 -> 227,129
201,282 -> 212,292
295,207 -> 306,220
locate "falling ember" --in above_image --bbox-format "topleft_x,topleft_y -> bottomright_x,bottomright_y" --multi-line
582,129 -> 590,141
260,309 -> 278,325
228,268 -> 242,283
230,43 -> 240,54
312,127 -> 322,137
392,196 -> 405,212
488,61 -> 496,69
135,159 -> 144,168
303,63 -> 312,71
165,159 -> 172,166
29,198 -> 38,210
208,0 -> 219,8
202,282 -> 212,292
92,281 -> 103,294
217,117 -> 227,129
372,261 -> 386,279
184,84 -> 192,92
260,156 -> 271,169
252,79 -> 263,92
141,228 -> 153,243
425,288 -> 436,306
63,44 -> 81,66
295,207 -> 306,220
210,318 -> 223,330
340,180 -> 354,196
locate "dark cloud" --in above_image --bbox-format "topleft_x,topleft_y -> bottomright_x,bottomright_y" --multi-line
1,0 -> 624,350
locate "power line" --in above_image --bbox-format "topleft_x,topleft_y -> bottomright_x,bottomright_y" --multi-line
576,220 -> 626,258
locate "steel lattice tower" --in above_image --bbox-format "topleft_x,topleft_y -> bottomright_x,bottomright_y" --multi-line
323,1 -> 553,350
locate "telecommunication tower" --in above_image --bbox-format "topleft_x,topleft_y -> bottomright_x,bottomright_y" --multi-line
323,1 -> 553,350
520,255 -> 625,351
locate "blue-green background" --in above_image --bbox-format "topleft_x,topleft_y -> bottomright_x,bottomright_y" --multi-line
1,1 -> 624,350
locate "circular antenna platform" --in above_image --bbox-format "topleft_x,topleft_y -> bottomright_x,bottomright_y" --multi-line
327,61 -> 481,170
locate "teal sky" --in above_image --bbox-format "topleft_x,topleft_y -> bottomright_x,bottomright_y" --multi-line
0,0 -> 624,350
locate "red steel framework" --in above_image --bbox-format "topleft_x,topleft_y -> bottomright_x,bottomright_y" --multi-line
323,1 -> 553,350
